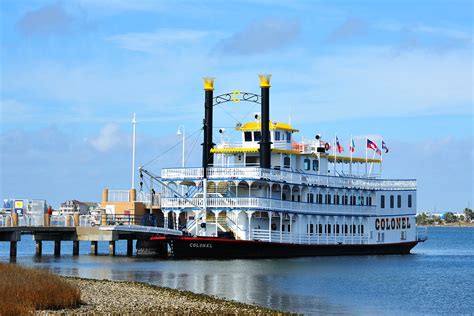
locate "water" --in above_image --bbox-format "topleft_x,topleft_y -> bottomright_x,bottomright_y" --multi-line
1,227 -> 473,315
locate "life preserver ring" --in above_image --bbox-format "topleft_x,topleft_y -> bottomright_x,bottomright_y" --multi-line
324,143 -> 330,151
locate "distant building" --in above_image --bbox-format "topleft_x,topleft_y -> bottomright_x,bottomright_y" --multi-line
59,200 -> 99,215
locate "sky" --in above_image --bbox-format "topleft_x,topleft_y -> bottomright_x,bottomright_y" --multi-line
0,0 -> 472,212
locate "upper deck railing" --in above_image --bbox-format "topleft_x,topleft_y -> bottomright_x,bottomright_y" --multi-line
161,167 -> 416,191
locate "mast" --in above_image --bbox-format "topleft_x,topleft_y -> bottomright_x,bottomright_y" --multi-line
131,113 -> 137,189
259,74 -> 272,169
202,77 -> 215,177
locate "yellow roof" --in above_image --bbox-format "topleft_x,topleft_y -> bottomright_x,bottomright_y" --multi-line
327,155 -> 381,163
236,121 -> 299,132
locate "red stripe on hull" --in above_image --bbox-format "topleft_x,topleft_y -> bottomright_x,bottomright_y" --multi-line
138,237 -> 419,259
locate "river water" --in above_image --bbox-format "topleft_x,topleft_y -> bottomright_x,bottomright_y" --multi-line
1,227 -> 473,315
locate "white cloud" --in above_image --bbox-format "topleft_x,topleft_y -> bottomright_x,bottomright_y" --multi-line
107,29 -> 211,54
88,123 -> 125,152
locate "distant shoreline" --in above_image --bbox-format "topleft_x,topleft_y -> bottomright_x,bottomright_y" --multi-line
418,223 -> 474,228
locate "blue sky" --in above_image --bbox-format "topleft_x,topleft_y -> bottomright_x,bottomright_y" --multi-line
0,0 -> 472,211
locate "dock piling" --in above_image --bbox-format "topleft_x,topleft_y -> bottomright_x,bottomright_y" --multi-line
54,240 -> 61,256
109,241 -> 116,256
35,240 -> 42,256
90,241 -> 98,255
127,239 -> 133,256
73,241 -> 80,256
10,241 -> 17,257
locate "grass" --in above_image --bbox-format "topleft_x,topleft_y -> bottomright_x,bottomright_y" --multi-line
0,263 -> 81,315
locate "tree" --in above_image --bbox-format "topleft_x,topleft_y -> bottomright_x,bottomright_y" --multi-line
464,208 -> 473,222
444,212 -> 457,223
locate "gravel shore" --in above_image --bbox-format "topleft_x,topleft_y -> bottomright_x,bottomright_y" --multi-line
38,277 -> 286,315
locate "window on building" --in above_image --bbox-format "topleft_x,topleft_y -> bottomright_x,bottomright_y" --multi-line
381,195 -> 385,208
318,224 -> 323,234
313,160 -> 319,172
286,132 -> 291,143
390,195 -> 394,208
325,194 -> 332,204
408,195 -> 412,208
336,225 -> 340,234
397,195 -> 401,208
274,131 -> 281,141
304,158 -> 311,170
244,132 -> 252,142
317,194 -> 323,204
284,156 -> 291,168
254,131 -> 261,142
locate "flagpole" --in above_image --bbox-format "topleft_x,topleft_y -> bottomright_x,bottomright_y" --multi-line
365,137 -> 368,177
334,133 -> 337,176
369,150 -> 376,176
349,134 -> 353,176
380,138 -> 383,177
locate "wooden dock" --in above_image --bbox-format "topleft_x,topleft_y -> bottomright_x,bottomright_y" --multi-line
0,213 -> 182,257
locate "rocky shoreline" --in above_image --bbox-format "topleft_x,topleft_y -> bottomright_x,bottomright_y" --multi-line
38,277 -> 287,315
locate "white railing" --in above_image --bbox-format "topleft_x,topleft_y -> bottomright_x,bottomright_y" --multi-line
79,215 -> 99,227
161,167 -> 416,191
252,229 -> 369,245
108,190 -> 130,202
161,168 -> 204,179
161,196 -> 376,215
136,192 -> 161,206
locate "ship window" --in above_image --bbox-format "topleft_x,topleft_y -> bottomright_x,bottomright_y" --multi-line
390,195 -> 394,208
244,132 -> 252,142
318,224 -> 323,234
408,195 -> 412,208
352,224 -> 356,235
304,158 -> 311,170
361,225 -> 364,234
282,224 -> 285,232
317,194 -> 323,204
328,225 -> 331,234
345,224 -> 348,235
313,160 -> 319,171
366,196 -> 372,206
381,195 -> 385,208
284,157 -> 291,168
286,132 -> 291,143
336,225 -> 340,234
397,195 -> 401,208
288,225 -> 291,232
275,131 -> 280,141
254,131 -> 261,142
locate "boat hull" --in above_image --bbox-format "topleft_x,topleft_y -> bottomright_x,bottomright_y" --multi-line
137,236 -> 419,259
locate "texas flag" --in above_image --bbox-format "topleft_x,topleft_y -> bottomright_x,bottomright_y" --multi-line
367,139 -> 378,151
336,136 -> 344,153
382,140 -> 389,153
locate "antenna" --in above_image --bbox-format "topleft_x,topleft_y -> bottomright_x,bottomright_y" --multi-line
131,113 -> 137,189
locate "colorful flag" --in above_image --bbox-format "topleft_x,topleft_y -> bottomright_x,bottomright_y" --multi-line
367,139 -> 378,151
350,138 -> 355,153
376,148 -> 382,155
336,136 -> 344,153
382,140 -> 389,153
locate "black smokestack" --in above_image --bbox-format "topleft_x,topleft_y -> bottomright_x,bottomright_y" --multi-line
202,78 -> 215,176
259,74 -> 272,169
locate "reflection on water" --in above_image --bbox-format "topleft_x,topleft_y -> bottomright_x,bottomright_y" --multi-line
1,228 -> 473,315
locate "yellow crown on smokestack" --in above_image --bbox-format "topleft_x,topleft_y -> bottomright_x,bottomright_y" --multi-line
259,74 -> 271,88
203,77 -> 215,91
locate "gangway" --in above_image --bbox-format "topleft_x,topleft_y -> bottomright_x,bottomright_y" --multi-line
99,225 -> 183,236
